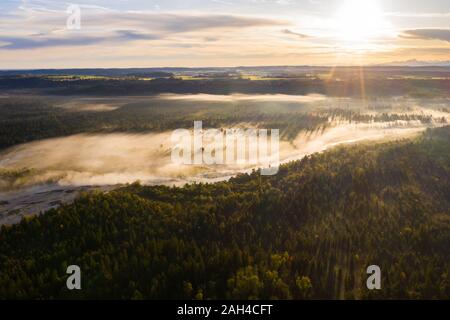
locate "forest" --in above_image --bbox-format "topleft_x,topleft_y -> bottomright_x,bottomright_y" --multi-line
0,95 -> 447,151
0,96 -> 331,150
0,126 -> 448,299
1,66 -> 450,98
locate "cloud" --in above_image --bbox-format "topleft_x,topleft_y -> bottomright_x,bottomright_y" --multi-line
386,12 -> 450,18
115,30 -> 160,41
0,30 -> 160,50
401,29 -> 450,43
282,29 -> 310,38
0,9 -> 287,50
4,8 -> 286,33
125,13 -> 286,33
0,35 -> 103,50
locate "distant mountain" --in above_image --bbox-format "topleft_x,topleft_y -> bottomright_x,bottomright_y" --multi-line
376,59 -> 450,67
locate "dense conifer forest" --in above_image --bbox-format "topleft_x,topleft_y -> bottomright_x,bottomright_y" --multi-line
0,126 -> 448,299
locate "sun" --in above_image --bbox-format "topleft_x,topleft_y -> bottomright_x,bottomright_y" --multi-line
335,0 -> 386,44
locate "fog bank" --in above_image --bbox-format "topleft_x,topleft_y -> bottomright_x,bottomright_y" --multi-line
0,121 -> 434,189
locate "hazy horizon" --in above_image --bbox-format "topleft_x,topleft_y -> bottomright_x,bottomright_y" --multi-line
2,62 -> 450,71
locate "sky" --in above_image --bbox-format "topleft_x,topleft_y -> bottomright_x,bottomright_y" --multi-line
0,0 -> 450,68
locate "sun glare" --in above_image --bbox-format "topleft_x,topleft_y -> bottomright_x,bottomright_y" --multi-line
335,0 -> 387,44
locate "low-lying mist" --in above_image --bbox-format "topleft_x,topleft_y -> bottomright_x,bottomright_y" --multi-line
158,93 -> 329,103
0,120 -> 435,190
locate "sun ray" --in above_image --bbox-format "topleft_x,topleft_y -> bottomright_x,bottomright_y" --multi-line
358,66 -> 367,107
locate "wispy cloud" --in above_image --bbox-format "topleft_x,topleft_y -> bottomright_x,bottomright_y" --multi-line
401,29 -> 450,42
282,29 -> 310,38
0,30 -> 160,50
386,12 -> 450,18
0,9 -> 287,50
